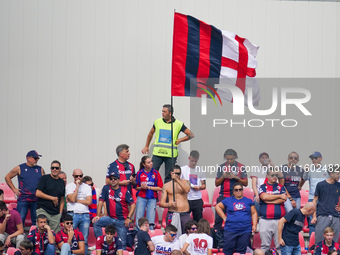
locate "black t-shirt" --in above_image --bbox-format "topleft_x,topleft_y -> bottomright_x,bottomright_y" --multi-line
134,230 -> 152,255
315,180 -> 340,217
36,174 -> 65,215
282,209 -> 305,246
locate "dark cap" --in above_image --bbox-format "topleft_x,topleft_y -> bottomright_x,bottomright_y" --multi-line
259,152 -> 269,159
109,172 -> 120,179
26,150 -> 42,158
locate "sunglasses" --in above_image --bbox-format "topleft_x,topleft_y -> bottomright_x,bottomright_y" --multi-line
174,172 -> 181,176
74,175 -> 83,178
269,174 -> 278,178
88,183 -> 94,186
191,227 -> 197,231
33,157 -> 40,160
19,248 -> 26,251
109,176 -> 119,181
65,221 -> 73,225
169,233 -> 177,237
289,157 -> 299,160
234,188 -> 243,192
310,156 -> 319,160
51,167 -> 60,170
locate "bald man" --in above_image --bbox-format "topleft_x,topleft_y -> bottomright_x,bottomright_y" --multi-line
278,202 -> 316,255
66,169 -> 92,255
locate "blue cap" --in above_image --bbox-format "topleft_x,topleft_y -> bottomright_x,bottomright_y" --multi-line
109,172 -> 120,179
309,151 -> 322,158
26,150 -> 42,158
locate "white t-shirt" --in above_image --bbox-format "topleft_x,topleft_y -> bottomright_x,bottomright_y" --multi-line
250,165 -> 268,192
179,234 -> 191,249
185,233 -> 213,255
66,182 -> 92,213
181,165 -> 206,200
151,235 -> 180,255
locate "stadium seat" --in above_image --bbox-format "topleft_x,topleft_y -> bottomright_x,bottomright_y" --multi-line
88,227 -> 97,248
0,183 -> 17,203
6,248 -> 18,255
201,189 -> 211,207
134,208 -> 161,229
161,208 -> 168,229
299,232 -> 308,254
309,232 -> 315,254
202,207 -> 215,228
148,229 -> 163,238
157,190 -> 162,206
24,210 -> 32,227
252,232 -> 275,249
243,187 -> 254,201
131,188 -> 137,201
302,216 -> 309,233
28,225 -> 37,233
212,187 -> 220,207
300,189 -> 309,208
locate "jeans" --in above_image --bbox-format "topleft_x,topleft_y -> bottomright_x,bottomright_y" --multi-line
152,155 -> 177,183
136,197 -> 156,230
60,243 -> 72,255
284,197 -> 301,213
281,244 -> 301,255
44,244 -> 56,255
94,216 -> 127,249
69,213 -> 90,255
17,200 -> 37,226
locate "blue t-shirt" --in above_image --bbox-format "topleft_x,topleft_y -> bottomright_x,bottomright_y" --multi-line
221,196 -> 254,233
315,180 -> 340,217
134,230 -> 151,255
282,209 -> 305,246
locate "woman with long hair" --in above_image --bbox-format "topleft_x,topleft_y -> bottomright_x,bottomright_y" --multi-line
135,156 -> 163,230
181,218 -> 213,255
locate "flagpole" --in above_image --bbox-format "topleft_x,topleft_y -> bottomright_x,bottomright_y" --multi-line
171,95 -> 175,202
171,9 -> 176,203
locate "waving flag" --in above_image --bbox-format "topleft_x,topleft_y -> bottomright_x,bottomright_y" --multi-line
171,12 -> 260,105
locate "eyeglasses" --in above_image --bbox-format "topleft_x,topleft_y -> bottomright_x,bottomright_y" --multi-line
269,174 -> 278,178
51,167 -> 60,170
33,157 -> 39,160
289,157 -> 299,160
74,175 -> 83,178
310,156 -> 319,160
234,188 -> 243,192
168,232 -> 177,237
109,176 -> 119,181
191,227 -> 197,231
65,221 -> 73,225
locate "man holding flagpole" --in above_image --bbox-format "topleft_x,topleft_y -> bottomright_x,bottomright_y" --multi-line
141,104 -> 194,183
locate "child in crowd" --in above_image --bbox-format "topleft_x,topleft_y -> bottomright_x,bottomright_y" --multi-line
96,225 -> 122,255
315,227 -> 340,255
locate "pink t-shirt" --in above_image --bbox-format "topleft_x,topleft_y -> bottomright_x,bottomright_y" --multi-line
0,210 -> 22,234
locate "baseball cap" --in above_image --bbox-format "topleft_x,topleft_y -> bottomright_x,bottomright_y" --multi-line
109,172 -> 120,179
26,150 -> 42,158
309,151 -> 322,159
259,152 -> 269,159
